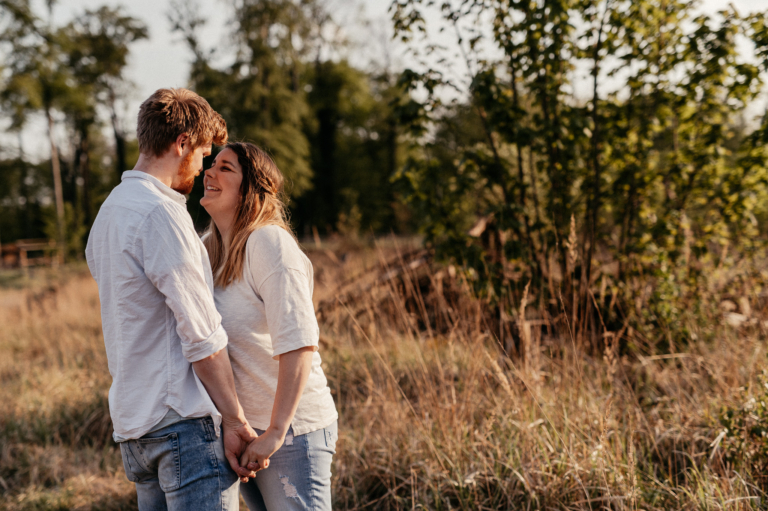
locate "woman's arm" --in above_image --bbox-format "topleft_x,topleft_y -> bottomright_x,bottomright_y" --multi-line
239,346 -> 315,470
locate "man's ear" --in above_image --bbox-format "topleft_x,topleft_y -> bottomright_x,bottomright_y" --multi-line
174,133 -> 190,156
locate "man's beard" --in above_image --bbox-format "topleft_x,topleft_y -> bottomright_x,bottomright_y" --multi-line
172,152 -> 197,195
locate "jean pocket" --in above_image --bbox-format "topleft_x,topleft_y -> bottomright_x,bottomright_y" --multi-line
120,433 -> 181,492
119,442 -> 141,483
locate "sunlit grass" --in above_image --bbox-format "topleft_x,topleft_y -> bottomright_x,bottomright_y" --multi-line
1,246 -> 767,510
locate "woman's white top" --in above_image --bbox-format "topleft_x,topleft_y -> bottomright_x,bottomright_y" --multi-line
213,225 -> 338,435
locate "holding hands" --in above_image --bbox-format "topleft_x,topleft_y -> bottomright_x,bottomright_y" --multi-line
222,418 -> 261,481
239,426 -> 287,473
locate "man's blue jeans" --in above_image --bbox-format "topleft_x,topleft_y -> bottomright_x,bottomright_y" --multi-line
240,421 -> 338,511
119,417 -> 240,511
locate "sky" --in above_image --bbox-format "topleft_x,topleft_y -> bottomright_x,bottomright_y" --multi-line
6,0 -> 768,161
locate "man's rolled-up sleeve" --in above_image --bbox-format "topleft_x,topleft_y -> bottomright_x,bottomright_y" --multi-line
183,323 -> 228,362
141,203 -> 227,362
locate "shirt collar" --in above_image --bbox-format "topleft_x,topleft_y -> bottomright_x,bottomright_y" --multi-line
121,170 -> 187,206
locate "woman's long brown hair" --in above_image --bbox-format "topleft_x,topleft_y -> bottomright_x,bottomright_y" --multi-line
203,142 -> 295,287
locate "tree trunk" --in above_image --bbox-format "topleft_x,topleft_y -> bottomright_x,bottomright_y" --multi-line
110,93 -> 127,176
312,61 -> 338,232
510,57 -> 541,283
47,108 -> 65,264
528,24 -> 568,291
581,2 -> 609,340
18,131 -> 32,238
79,125 -> 92,226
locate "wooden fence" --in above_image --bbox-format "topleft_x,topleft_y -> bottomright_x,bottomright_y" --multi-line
0,239 -> 60,269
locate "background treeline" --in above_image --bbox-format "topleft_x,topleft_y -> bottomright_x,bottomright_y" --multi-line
167,0 -> 412,236
0,0 -> 412,257
0,2 -> 147,254
3,0 -> 768,343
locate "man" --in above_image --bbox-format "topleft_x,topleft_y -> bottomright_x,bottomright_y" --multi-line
86,88 -> 259,510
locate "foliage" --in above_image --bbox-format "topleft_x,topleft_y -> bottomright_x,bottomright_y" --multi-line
43,202 -> 87,259
1,0 -> 408,246
719,362 -> 768,480
61,6 -> 148,186
390,0 -> 768,342
0,157 -> 49,244
296,61 -> 408,236
171,0 -> 410,235
0,1 -> 146,255
170,0 -> 316,199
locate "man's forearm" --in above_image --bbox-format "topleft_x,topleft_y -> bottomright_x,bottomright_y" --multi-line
192,347 -> 247,424
193,347 -> 260,479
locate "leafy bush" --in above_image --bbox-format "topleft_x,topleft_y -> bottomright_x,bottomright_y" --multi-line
720,365 -> 768,480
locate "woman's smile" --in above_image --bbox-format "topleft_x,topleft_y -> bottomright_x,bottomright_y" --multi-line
204,181 -> 222,194
200,147 -> 243,218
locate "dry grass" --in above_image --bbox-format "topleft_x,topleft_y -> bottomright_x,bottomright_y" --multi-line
0,265 -> 134,510
1,241 -> 767,510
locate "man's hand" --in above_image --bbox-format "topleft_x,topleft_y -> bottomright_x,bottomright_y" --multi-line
192,349 -> 262,481
222,418 -> 260,482
239,427 -> 285,473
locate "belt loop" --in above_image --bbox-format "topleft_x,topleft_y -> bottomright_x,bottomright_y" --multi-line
203,417 -> 213,442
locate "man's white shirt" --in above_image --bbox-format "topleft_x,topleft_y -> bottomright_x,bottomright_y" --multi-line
86,171 -> 227,440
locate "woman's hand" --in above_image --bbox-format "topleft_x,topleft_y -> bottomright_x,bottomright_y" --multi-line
239,427 -> 285,472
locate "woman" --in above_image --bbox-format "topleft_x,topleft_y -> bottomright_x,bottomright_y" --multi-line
200,142 -> 338,511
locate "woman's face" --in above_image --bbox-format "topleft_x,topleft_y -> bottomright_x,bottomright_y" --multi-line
200,147 -> 243,220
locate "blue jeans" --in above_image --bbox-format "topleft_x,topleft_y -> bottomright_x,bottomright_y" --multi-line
119,417 -> 240,511
240,421 -> 338,511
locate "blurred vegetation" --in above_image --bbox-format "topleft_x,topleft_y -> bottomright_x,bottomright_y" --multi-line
0,0 -> 145,257
390,0 -> 768,352
1,0 -> 768,356
0,0 -> 413,253
168,0 -> 412,236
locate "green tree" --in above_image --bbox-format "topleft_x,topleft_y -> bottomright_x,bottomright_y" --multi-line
1,1 -> 146,255
391,0 -> 768,344
171,0 -> 408,235
295,60 -> 406,236
62,6 -> 147,226
0,0 -> 71,258
171,0 -> 314,196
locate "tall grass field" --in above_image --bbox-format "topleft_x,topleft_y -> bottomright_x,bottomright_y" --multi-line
1,238 -> 767,510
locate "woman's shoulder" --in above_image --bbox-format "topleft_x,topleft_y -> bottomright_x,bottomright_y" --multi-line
246,224 -> 297,251
246,225 -> 309,276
